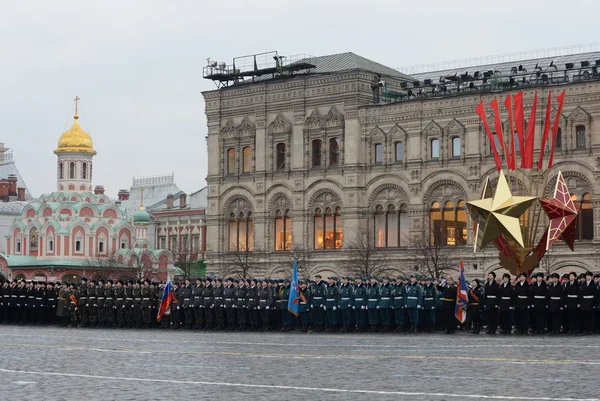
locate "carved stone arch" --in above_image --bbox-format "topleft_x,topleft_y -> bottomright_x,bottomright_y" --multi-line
237,117 -> 256,137
323,106 -> 344,129
545,170 -> 594,197
368,126 -> 386,138
368,183 -> 409,209
444,118 -> 466,134
550,259 -> 594,274
388,124 -> 408,137
424,120 -> 443,136
268,193 -> 292,214
222,194 -> 254,216
304,109 -> 323,130
267,113 -> 292,135
220,118 -> 237,138
308,188 -> 342,210
423,179 -> 468,205
488,175 -> 527,192
567,106 -> 591,122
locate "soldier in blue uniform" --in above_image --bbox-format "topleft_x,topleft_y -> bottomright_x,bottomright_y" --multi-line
422,277 -> 438,332
325,276 -> 340,332
339,276 -> 353,332
378,277 -> 392,332
405,275 -> 422,333
352,277 -> 367,332
366,277 -> 380,332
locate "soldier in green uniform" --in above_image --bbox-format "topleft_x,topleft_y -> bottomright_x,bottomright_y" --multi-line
87,280 -> 98,327
422,277 -> 438,332
246,278 -> 259,331
224,278 -> 236,330
392,277 -> 406,332
279,280 -> 291,331
96,279 -> 106,327
203,278 -> 215,329
104,280 -> 115,328
339,276 -> 353,332
378,276 -> 392,332
193,278 -> 204,330
124,280 -> 135,328
78,277 -> 89,327
114,280 -> 126,327
141,279 -> 153,328
367,277 -> 380,332
310,275 -> 326,332
133,280 -> 143,329
324,276 -> 339,332
352,277 -> 367,332
405,275 -> 423,333
56,282 -> 70,326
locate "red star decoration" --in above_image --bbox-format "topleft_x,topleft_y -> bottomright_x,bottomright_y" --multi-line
538,171 -> 580,251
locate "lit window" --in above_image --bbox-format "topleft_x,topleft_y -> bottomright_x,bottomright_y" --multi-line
452,137 -> 461,157
395,142 -> 403,162
242,147 -> 252,173
576,125 -> 586,149
274,210 -> 292,251
312,139 -> 322,167
314,207 -> 343,249
227,148 -> 236,174
374,144 -> 383,164
431,139 -> 440,159
276,143 -> 286,171
229,212 -> 254,252
329,138 -> 340,166
429,200 -> 467,246
573,194 -> 593,240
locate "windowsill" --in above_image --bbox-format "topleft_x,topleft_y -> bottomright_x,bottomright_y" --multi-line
312,248 -> 343,251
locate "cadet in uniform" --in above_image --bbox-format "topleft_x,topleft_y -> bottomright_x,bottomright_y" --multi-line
580,271 -> 596,334
182,278 -> 194,329
339,276 -> 353,332
353,277 -> 367,332
114,280 -> 126,327
422,277 -> 438,332
484,272 -> 499,334
56,282 -> 70,326
258,279 -> 272,331
564,272 -> 580,334
498,273 -> 514,334
96,280 -> 106,327
378,277 -> 392,332
246,279 -> 258,331
171,281 -> 182,329
124,280 -> 135,327
405,275 -> 423,333
468,279 -> 483,334
547,273 -> 563,334
224,278 -> 236,330
298,281 -> 310,332
46,282 -> 57,324
203,278 -> 214,329
366,277 -> 380,332
325,276 -> 340,332
311,275 -> 326,332
193,278 -> 205,330
141,279 -> 153,328
279,280 -> 291,331
514,272 -> 530,335
213,278 -> 225,330
530,273 -> 547,334
132,280 -> 143,328
392,277 -> 406,332
441,277 -> 457,334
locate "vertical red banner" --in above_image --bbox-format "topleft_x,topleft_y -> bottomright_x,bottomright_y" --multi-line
522,91 -> 538,169
513,92 -> 525,168
476,101 -> 502,172
490,98 -> 509,167
504,94 -> 516,170
548,90 -> 566,169
537,91 -> 552,170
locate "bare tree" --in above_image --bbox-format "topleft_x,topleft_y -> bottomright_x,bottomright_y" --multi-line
337,222 -> 392,277
128,249 -> 159,281
410,226 -> 456,279
220,241 -> 260,278
172,240 -> 201,280
83,251 -> 127,279
284,242 -> 313,280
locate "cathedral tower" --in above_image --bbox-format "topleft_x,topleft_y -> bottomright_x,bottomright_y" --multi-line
54,96 -> 96,193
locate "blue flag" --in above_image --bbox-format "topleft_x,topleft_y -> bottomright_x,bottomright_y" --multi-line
288,258 -> 300,316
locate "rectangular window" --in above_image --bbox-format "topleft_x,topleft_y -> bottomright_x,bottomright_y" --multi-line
276,143 -> 286,170
374,143 -> 383,163
242,147 -> 252,173
314,214 -> 324,249
395,142 -> 403,162
192,235 -> 200,251
334,213 -> 343,249
431,139 -> 440,159
227,148 -> 236,174
452,137 -> 461,157
329,138 -> 340,166
228,222 -> 237,251
182,235 -> 189,251
375,212 -> 386,247
576,125 -> 586,149
159,237 -> 166,249
312,140 -> 321,167
170,236 -> 178,252
387,212 -> 398,247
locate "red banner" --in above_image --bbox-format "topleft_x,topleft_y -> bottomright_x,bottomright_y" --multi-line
504,94 -> 516,170
537,92 -> 552,170
476,101 -> 502,171
522,91 -> 538,169
513,92 -> 525,168
548,90 -> 566,168
490,98 -> 509,168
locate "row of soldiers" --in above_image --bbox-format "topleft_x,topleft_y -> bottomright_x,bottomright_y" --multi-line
1,271 -> 600,334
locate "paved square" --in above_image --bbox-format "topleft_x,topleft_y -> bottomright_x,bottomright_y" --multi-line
0,326 -> 598,401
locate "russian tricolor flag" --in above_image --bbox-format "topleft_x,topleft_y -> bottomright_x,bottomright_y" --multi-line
454,259 -> 468,324
157,280 -> 173,322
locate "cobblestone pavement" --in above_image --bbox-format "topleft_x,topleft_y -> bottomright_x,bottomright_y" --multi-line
0,326 -> 599,401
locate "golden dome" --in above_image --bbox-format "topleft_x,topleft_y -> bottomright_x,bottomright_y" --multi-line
54,113 -> 96,155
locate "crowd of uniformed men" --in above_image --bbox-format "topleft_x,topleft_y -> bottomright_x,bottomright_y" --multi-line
1,270 -> 599,335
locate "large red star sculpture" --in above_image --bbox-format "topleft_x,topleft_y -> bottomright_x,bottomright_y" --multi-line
538,171 -> 580,251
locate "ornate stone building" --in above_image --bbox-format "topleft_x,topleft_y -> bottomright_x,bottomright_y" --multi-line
203,50 -> 600,278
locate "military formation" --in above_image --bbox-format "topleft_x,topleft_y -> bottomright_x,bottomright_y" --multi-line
1,271 -> 600,335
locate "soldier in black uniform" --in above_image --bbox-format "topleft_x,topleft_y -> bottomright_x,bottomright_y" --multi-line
484,272 -> 499,334
78,277 -> 89,327
26,281 -> 35,324
141,279 -> 153,328
246,279 -> 259,331
213,278 -> 225,330
124,280 -> 135,328
35,281 -> 46,325
441,277 -> 457,334
311,275 -> 326,332
1,281 -> 9,323
104,280 -> 115,327
192,278 -> 204,330
46,282 -> 57,324
171,281 -> 182,329
181,278 -> 194,329
88,280 -> 98,327
258,279 -> 273,331
530,273 -> 547,334
580,271 -> 596,334
498,273 -> 514,334
133,280 -> 143,328
468,279 -> 483,334
10,281 -> 18,324
547,273 -> 563,334
514,272 -> 530,335
235,279 -> 248,330
114,280 -> 127,327
564,272 -> 580,334
96,280 -> 106,327
203,278 -> 215,329
224,278 -> 236,330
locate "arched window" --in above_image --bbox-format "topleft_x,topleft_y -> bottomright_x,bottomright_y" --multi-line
573,194 -> 593,240
16,235 -> 21,254
395,142 -> 403,162
451,137 -> 461,157
226,148 -> 236,174
314,207 -> 343,249
29,228 -> 38,252
576,125 -> 586,149
374,204 -> 407,247
69,162 -> 75,179
431,139 -> 440,159
374,143 -> 383,164
555,128 -> 562,150
276,143 -> 286,171
120,235 -> 128,250
59,163 -> 64,179
228,211 -> 254,252
242,146 -> 252,173
75,240 -> 82,253
82,162 -> 87,179
274,209 -> 292,251
98,235 -> 106,254
329,138 -> 340,166
430,200 -> 467,246
48,235 -> 54,252
312,139 -> 322,167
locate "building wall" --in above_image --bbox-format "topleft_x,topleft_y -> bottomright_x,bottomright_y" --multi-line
203,72 -> 600,278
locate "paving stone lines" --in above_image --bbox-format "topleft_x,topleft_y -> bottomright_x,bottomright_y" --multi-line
0,326 -> 598,401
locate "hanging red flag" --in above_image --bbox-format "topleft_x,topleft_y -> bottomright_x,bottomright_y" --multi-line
548,90 -> 566,169
490,98 -> 509,168
522,91 -> 538,169
476,101 -> 502,172
537,91 -> 552,170
513,92 -> 525,168
504,94 -> 516,170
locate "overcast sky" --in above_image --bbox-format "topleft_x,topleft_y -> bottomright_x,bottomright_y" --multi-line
1,0 -> 598,198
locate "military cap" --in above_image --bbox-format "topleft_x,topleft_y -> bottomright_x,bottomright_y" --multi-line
128,279 -> 134,284
216,278 -> 223,282
586,271 -> 593,277
81,277 -> 88,282
314,274 -> 322,279
502,273 -> 511,279
173,281 -> 179,285
536,272 -> 545,278
98,279 -> 105,283
550,273 -> 560,279
562,273 -> 569,279
390,277 -> 397,283
143,279 -> 150,284
425,277 -> 432,281
519,272 -> 527,278
48,282 -> 55,286
489,271 -> 497,278
91,280 -> 98,285
151,281 -> 159,286
381,276 -> 389,280
595,273 -> 600,279
569,271 -> 577,277
205,277 -> 213,282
